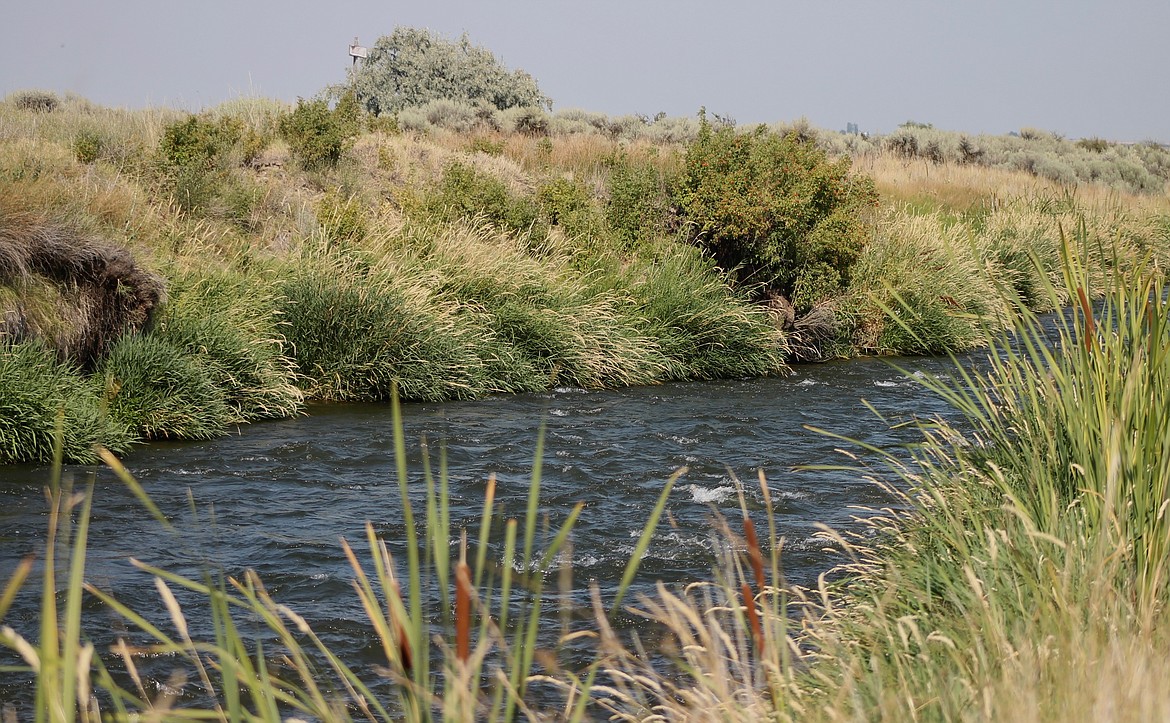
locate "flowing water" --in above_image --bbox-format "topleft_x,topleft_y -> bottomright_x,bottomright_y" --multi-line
0,353 -> 968,708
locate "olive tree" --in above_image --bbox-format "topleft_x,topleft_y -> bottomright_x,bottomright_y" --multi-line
348,27 -> 550,115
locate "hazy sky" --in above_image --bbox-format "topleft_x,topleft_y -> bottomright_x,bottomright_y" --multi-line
3,1 -> 1168,142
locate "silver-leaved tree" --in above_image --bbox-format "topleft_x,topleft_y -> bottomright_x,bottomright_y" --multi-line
348,27 -> 551,116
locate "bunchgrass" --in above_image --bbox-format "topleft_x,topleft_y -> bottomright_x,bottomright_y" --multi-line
98,333 -> 232,441
0,341 -> 131,463
153,267 -> 303,422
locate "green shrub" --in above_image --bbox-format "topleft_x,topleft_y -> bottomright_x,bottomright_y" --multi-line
412,162 -> 541,238
159,114 -> 250,214
605,154 -> 674,249
99,334 -> 232,440
278,98 -> 358,170
159,115 -> 242,169
537,176 -> 603,242
0,341 -> 132,463
468,136 -> 505,156
676,113 -> 878,311
72,130 -> 103,164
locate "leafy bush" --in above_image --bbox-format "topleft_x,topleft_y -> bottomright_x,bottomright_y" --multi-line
504,106 -> 551,136
159,115 -> 242,169
278,98 -> 358,170
72,130 -> 103,164
676,114 -> 878,310
411,162 -> 540,237
536,176 -> 602,242
605,154 -> 674,248
159,114 -> 250,214
348,27 -> 550,116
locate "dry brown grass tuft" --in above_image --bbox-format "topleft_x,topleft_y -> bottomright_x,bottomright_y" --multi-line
0,210 -> 165,367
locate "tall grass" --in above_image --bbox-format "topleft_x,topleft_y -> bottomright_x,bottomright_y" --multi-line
276,247 -> 488,402
5,234 -> 1170,719
0,341 -> 131,463
778,230 -> 1170,719
153,267 -> 303,421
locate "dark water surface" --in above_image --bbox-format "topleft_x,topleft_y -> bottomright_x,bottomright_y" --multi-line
0,354 -> 966,707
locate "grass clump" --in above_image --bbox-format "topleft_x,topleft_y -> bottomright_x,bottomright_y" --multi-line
152,268 -> 303,422
0,341 -> 131,463
277,249 -> 486,402
99,333 -> 232,440
601,245 -> 787,379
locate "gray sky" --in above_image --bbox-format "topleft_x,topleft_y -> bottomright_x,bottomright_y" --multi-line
3,1 -> 1168,142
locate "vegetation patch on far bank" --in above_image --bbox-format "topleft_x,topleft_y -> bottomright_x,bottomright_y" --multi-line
1,43 -> 1168,461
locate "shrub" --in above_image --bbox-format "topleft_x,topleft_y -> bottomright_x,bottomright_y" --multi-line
537,176 -> 602,241
348,27 -> 550,116
605,154 -> 674,248
12,90 -> 59,113
468,136 -> 505,156
675,114 -> 878,310
504,106 -> 551,136
159,114 -> 250,214
159,115 -> 241,169
278,98 -> 358,170
411,161 -> 541,238
72,130 -> 103,164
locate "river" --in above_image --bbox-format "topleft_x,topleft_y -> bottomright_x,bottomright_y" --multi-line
0,352 -> 966,709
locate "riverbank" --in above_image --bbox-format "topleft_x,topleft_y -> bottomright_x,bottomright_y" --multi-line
5,246 -> 1169,720
2,92 -> 1169,463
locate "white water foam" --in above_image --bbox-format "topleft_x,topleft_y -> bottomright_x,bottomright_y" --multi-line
688,484 -> 736,504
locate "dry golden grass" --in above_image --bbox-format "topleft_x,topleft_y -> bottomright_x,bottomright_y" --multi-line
861,153 -> 1170,216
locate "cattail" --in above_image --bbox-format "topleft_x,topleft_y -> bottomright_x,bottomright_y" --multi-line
741,582 -> 765,655
390,581 -> 413,675
743,516 -> 767,595
1076,286 -> 1095,352
455,559 -> 472,664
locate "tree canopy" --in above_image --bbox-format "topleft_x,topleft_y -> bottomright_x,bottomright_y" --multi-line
347,27 -> 551,115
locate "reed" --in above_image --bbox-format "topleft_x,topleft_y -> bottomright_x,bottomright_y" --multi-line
781,226 -> 1170,719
